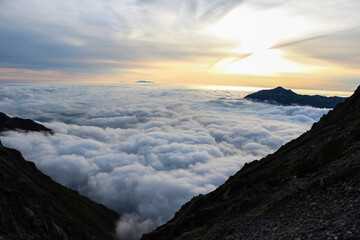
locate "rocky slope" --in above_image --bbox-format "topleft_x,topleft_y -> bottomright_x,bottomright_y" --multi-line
142,86 -> 360,240
0,112 -> 51,132
245,86 -> 345,108
0,114 -> 118,240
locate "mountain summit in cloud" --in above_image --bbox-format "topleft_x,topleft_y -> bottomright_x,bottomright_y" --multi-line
142,85 -> 360,239
245,86 -> 345,108
136,80 -> 155,84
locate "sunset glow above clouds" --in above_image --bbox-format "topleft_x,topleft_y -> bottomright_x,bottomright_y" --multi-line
0,0 -> 359,90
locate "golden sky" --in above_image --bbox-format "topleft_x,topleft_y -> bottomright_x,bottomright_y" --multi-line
0,0 -> 359,91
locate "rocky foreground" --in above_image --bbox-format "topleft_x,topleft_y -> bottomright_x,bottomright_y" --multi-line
0,114 -> 118,240
142,87 -> 360,240
245,86 -> 345,108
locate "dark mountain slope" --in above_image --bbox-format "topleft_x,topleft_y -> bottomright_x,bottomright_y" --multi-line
0,115 -> 118,239
142,86 -> 360,240
245,86 -> 345,108
0,141 -> 119,240
0,112 -> 51,132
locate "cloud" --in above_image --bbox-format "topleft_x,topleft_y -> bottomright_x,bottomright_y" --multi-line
116,213 -> 154,240
0,0 -> 234,74
1,0 -> 357,72
276,28 -> 360,68
0,83 -> 329,238
0,0 -> 359,90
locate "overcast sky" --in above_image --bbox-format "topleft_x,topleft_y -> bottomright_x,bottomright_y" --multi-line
0,0 -> 359,90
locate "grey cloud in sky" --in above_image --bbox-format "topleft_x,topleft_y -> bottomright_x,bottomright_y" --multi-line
196,0 -> 244,24
0,0 -> 359,85
0,0 -> 232,72
276,28 -> 360,69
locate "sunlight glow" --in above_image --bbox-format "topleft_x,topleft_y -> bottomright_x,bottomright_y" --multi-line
191,85 -> 267,92
214,49 -> 308,76
208,6 -> 311,53
207,5 -> 314,76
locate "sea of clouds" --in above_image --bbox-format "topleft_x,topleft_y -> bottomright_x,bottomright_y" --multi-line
0,83 -> 329,239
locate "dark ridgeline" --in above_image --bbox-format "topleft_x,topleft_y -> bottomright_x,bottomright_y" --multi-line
142,86 -> 360,239
0,112 -> 51,132
244,86 -> 346,108
0,113 -> 118,240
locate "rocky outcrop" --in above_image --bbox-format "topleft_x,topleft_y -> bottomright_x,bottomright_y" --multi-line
142,86 -> 360,240
0,141 -> 119,240
245,86 -> 345,108
0,114 -> 119,239
0,112 -> 51,132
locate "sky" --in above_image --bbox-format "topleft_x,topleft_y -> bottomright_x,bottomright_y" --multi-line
0,83 -> 329,239
0,0 -> 359,91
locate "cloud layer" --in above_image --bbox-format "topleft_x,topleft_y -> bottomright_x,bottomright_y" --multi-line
0,83 -> 328,238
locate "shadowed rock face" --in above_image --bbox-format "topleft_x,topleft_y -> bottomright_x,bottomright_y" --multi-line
0,114 -> 119,240
142,86 -> 360,240
0,112 -> 51,132
244,86 -> 346,108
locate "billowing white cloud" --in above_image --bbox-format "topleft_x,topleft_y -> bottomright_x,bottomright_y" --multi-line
0,83 -> 329,238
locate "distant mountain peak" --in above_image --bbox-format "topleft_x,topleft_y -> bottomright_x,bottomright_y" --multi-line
273,86 -> 293,92
245,86 -> 345,108
274,86 -> 286,90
